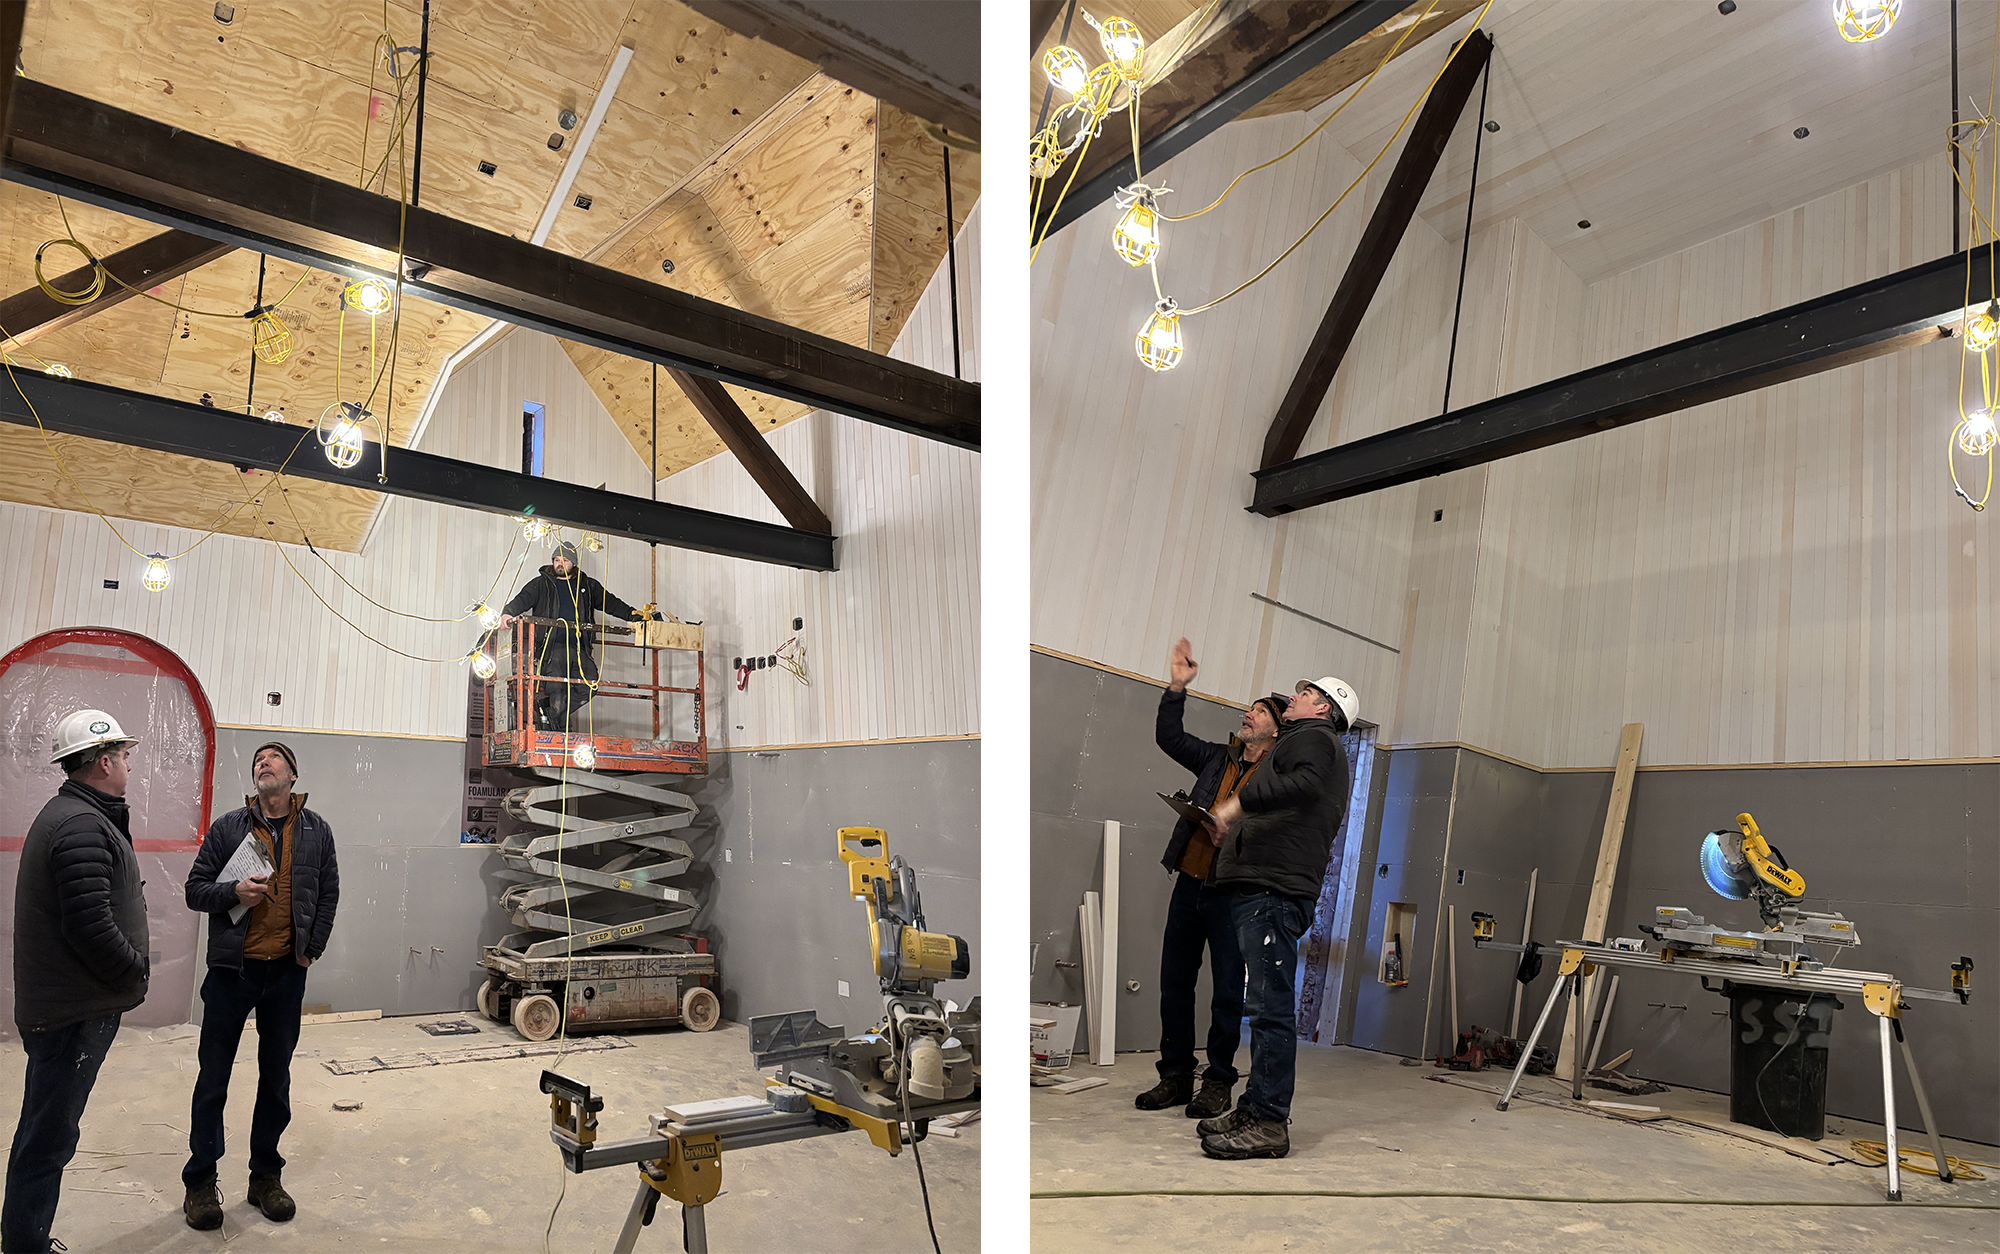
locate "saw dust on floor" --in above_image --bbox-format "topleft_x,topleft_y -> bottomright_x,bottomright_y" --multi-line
1,1016 -> 976,1253
1030,1044 -> 1997,1253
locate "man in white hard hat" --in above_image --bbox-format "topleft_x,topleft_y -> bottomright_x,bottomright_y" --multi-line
1193,675 -> 1358,1161
3,710 -> 148,1254
180,741 -> 340,1232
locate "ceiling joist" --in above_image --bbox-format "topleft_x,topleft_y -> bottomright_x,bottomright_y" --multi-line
0,372 -> 837,570
0,76 -> 979,449
1035,0 -> 1482,240
0,228 -> 233,353
1262,29 -> 1490,469
1249,247 -> 1979,515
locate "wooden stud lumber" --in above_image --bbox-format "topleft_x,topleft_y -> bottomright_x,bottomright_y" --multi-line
1558,722 -> 1643,1078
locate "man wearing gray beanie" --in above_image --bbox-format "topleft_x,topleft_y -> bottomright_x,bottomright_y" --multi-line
499,540 -> 658,731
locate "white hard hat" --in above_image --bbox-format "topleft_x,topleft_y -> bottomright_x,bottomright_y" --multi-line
50,709 -> 137,765
1295,677 -> 1359,730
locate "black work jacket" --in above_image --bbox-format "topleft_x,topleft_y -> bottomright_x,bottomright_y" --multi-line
1210,716 -> 1349,900
502,565 -> 645,680
13,781 -> 150,1030
1154,689 -> 1250,874
186,796 -> 339,971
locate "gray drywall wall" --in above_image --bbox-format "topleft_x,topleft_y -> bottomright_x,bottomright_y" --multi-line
1030,651 -> 1250,1053
205,727 -> 506,1019
1367,746 -> 1999,1146
684,739 -> 980,1029
1593,762 -> 1998,1146
198,729 -> 982,1035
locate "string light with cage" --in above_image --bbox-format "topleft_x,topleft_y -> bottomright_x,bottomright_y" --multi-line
1951,105 -> 1999,511
342,278 -> 394,317
1833,0 -> 1901,43
1076,0 -> 1488,373
317,400 -> 371,469
141,553 -> 172,592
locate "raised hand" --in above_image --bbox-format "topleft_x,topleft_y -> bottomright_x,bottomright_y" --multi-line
1168,637 -> 1198,692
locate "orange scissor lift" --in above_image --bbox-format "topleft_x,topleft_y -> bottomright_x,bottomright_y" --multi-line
473,616 -> 720,1042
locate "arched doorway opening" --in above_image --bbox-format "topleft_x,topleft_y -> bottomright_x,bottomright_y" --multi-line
0,628 -> 217,1031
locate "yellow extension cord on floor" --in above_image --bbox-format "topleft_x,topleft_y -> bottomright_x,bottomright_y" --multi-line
1849,1139 -> 1995,1181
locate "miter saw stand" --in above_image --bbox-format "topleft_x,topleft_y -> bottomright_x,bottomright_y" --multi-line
1476,812 -> 1975,1199
539,826 -> 979,1252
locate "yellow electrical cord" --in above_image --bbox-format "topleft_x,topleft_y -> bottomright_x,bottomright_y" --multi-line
1161,0 -> 1444,222
1848,1138 -> 1993,1181
1172,0 -> 1496,317
1947,14 -> 2000,511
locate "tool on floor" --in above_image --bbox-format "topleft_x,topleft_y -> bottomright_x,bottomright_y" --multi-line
1474,812 -> 1972,1202
542,826 -> 977,1253
476,766 -> 719,1041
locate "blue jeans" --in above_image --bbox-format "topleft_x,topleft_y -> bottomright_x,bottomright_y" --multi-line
1156,872 -> 1245,1083
1229,890 -> 1315,1124
2,1013 -> 121,1253
184,959 -> 309,1188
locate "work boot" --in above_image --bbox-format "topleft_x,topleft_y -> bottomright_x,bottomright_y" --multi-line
1201,1116 -> 1290,1160
1185,1076 -> 1235,1119
247,1173 -> 296,1223
1133,1073 -> 1194,1111
1195,1104 -> 1252,1138
183,1182 -> 223,1230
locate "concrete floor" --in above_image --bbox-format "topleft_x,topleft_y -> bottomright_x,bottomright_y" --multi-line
5,1016 -> 977,1253
1031,1045 -> 1999,1252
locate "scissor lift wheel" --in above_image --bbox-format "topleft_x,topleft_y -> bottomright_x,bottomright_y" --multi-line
513,993 -> 562,1042
477,978 -> 500,1022
682,985 -> 721,1032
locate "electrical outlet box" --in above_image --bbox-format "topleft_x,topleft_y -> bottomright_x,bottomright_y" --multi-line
103,579 -> 118,590
837,980 -> 850,998
724,849 -> 732,863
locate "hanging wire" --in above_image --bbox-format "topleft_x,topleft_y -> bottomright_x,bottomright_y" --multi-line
1172,0 -> 1496,317
1161,0 -> 1445,223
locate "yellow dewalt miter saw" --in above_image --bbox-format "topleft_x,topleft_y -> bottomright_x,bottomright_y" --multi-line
1641,812 -> 1859,970
540,825 -> 976,1254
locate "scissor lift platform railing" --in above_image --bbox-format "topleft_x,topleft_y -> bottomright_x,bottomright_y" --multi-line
480,616 -> 707,775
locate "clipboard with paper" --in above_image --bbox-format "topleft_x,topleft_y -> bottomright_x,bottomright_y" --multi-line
1157,791 -> 1215,827
218,831 -> 275,925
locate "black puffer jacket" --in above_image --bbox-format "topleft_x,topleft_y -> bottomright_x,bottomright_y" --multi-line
1154,689 -> 1248,873
502,565 -> 649,680
185,796 -> 339,971
1210,716 -> 1349,899
13,781 -> 150,1030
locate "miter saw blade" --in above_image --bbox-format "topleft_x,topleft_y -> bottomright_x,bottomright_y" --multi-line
1699,829 -> 1757,900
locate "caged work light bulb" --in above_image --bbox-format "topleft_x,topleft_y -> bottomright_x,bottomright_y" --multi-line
1112,188 -> 1162,266
1135,299 -> 1184,372
1099,17 -> 1145,80
470,651 -> 497,680
571,740 -> 597,770
521,516 -> 552,544
344,278 -> 394,316
321,402 -> 369,469
1834,0 -> 1901,42
141,553 -> 171,592
264,409 -> 286,423
44,363 -> 71,378
1042,45 -> 1090,95
474,602 -> 501,630
1961,410 -> 1999,457
1965,304 -> 1999,354
583,533 -> 605,553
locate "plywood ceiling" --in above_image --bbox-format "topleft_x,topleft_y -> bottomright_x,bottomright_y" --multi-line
1287,0 -> 1989,281
1,0 -> 979,550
